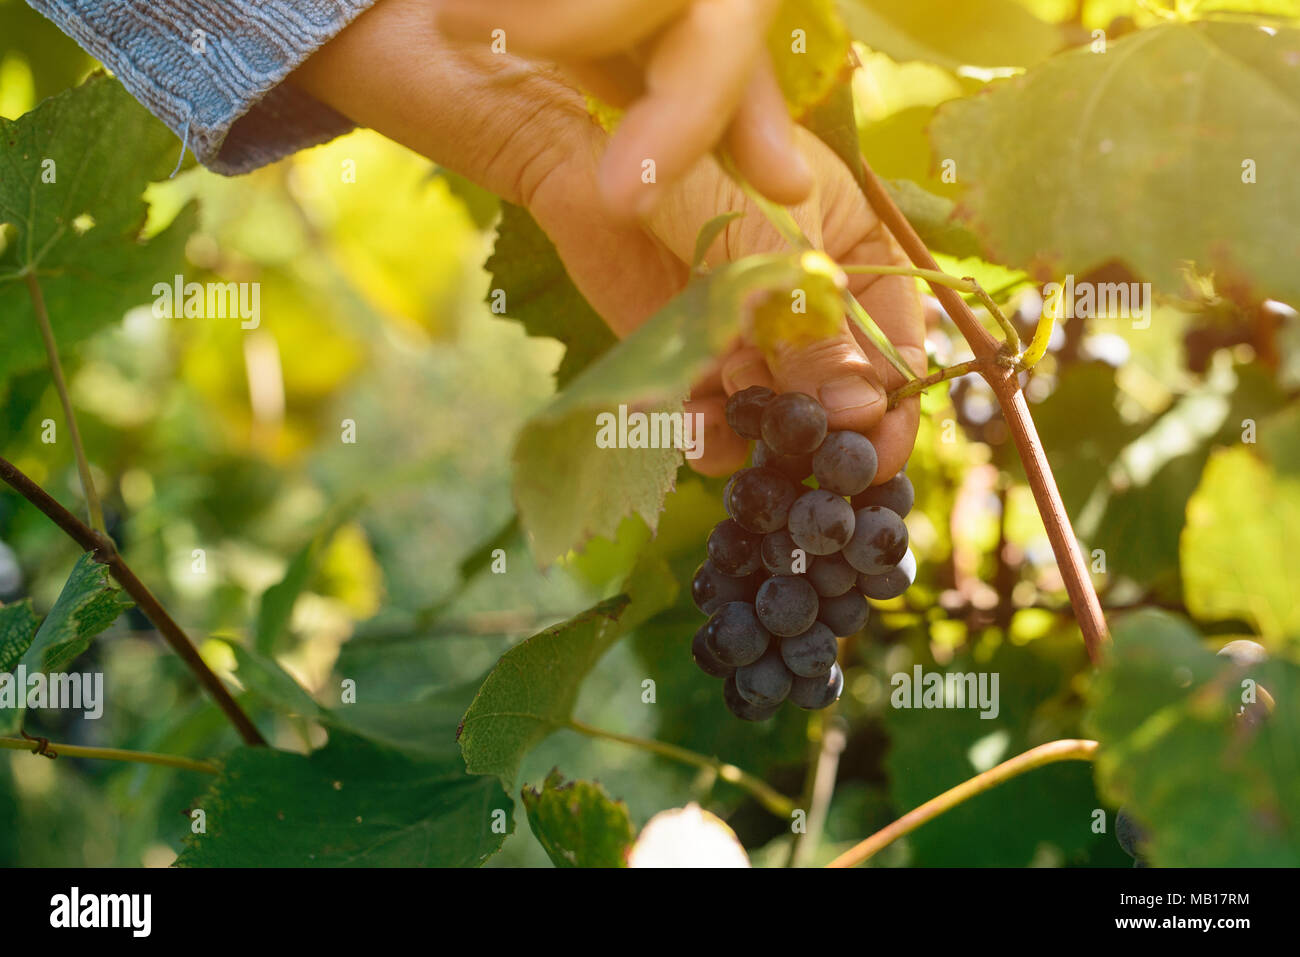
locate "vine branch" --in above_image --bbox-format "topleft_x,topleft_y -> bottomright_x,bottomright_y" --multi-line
0,735 -> 220,774
0,454 -> 267,746
25,271 -> 105,533
566,718 -> 796,819
826,739 -> 1099,868
853,160 -> 1110,663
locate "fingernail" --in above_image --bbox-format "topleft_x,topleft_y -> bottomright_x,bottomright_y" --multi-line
820,376 -> 881,413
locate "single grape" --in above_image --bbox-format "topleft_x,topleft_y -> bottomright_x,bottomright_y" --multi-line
691,561 -> 760,615
704,601 -> 771,667
818,589 -> 869,637
1217,639 -> 1268,666
1217,640 -> 1274,726
851,472 -> 914,518
752,440 -> 814,482
789,663 -> 843,710
691,625 -> 734,679
760,392 -> 828,455
859,549 -> 917,600
1115,807 -> 1149,861
724,385 -> 775,440
813,431 -> 878,496
788,488 -> 855,556
706,519 -> 762,577
761,529 -> 805,576
735,648 -> 794,707
842,506 -> 909,575
726,467 -> 800,534
779,621 -> 838,678
723,673 -> 781,722
807,553 -> 857,597
755,575 -> 820,637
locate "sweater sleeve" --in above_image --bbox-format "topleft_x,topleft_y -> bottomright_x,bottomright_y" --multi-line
26,0 -> 378,174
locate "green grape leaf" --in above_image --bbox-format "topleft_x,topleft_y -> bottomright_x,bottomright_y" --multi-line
232,641 -> 485,762
1087,609 -> 1300,866
513,254 -> 801,563
176,731 -> 513,867
254,504 -> 359,654
19,552 -> 131,673
0,599 -> 38,672
883,640 -> 1107,866
522,769 -> 635,868
930,21 -> 1300,306
838,0 -> 1060,70
1182,444 -> 1300,642
880,178 -> 985,260
230,644 -> 326,723
0,75 -> 196,392
484,203 -> 617,388
768,0 -> 852,116
458,557 -> 678,786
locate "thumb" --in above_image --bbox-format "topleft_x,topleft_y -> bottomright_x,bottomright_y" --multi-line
765,324 -> 888,433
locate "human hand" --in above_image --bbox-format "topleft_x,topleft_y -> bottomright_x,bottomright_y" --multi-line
293,0 -> 923,481
433,0 -> 812,218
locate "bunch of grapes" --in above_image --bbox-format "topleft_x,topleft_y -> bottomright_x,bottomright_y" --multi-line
690,386 -> 916,721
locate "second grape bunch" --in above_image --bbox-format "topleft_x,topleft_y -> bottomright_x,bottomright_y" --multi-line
691,386 -> 917,721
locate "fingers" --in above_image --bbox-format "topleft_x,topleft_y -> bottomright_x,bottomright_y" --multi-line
720,346 -> 775,394
767,326 -> 888,432
724,54 -> 813,207
598,0 -> 778,218
685,394 -> 750,477
437,0 -> 690,60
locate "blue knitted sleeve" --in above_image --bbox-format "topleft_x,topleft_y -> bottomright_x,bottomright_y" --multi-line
26,0 -> 378,174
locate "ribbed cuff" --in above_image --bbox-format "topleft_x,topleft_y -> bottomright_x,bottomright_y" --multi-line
28,0 -> 377,174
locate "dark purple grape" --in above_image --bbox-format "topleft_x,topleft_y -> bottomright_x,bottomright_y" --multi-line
752,440 -> 814,481
813,431 -> 878,496
706,519 -> 762,577
788,489 -> 855,556
789,663 -> 843,710
761,529 -> 805,576
724,673 -> 781,721
755,575 -> 819,638
859,549 -> 916,600
1115,807 -> 1148,861
725,467 -> 799,534
807,553 -> 856,597
779,621 -> 838,677
851,471 -> 914,518
735,648 -> 793,707
817,589 -> 868,637
760,392 -> 827,455
692,625 -> 734,678
691,560 -> 760,615
724,385 -> 775,440
842,506 -> 908,575
703,601 -> 771,667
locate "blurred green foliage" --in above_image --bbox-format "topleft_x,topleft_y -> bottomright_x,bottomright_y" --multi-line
0,0 -> 1296,868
